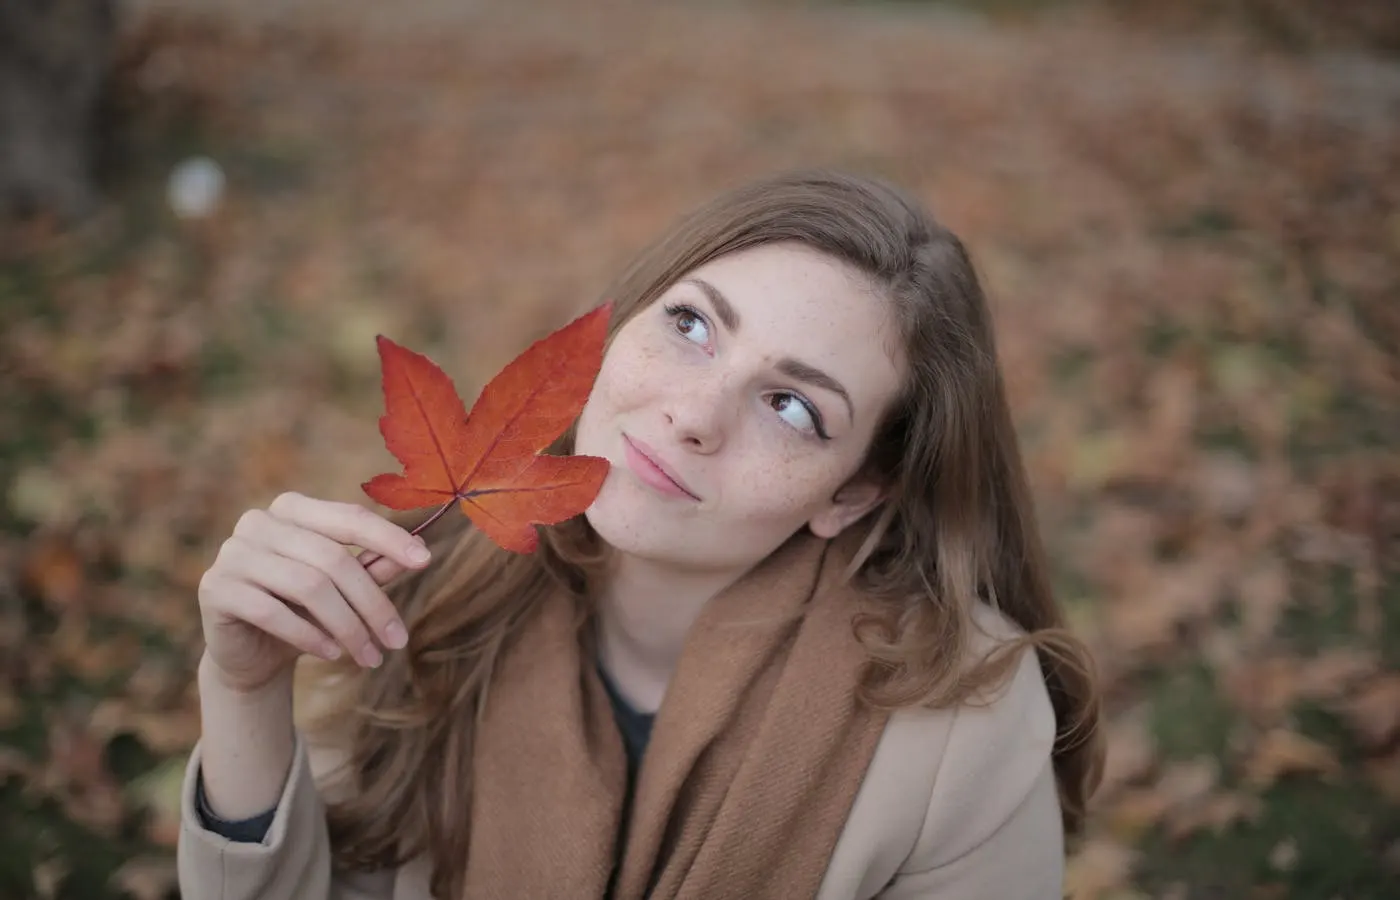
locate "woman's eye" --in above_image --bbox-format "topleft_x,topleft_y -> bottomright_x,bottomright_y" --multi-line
670,306 -> 710,345
769,393 -> 826,438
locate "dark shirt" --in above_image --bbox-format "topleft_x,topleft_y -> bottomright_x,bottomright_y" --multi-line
596,664 -> 656,788
196,666 -> 656,844
194,766 -> 278,842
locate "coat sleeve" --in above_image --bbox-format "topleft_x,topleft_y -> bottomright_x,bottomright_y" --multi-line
175,732 -> 396,900
876,639 -> 1065,900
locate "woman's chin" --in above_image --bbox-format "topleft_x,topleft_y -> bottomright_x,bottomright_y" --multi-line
582,494 -> 718,568
583,497 -> 666,557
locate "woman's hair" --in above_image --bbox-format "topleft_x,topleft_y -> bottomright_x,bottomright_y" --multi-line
301,170 -> 1104,898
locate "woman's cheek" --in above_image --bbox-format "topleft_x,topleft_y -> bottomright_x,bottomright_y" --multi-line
604,344 -> 665,406
732,456 -> 826,521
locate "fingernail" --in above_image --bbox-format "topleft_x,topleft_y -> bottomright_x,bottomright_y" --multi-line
361,643 -> 384,668
384,619 -> 408,650
322,642 -> 342,660
407,542 -> 431,564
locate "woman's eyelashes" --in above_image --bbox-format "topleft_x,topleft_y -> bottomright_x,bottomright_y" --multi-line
661,302 -> 831,441
769,392 -> 830,440
663,302 -> 711,347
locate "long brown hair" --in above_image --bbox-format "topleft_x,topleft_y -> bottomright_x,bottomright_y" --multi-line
300,170 -> 1104,898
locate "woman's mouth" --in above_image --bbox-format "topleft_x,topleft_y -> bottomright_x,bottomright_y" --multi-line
622,435 -> 700,501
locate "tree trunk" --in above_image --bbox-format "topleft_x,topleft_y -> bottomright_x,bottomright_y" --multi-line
0,0 -> 116,223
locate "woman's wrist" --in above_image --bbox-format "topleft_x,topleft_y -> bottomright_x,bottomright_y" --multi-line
197,652 -> 295,705
196,652 -> 298,821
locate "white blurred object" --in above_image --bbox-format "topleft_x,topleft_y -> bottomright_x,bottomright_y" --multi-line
166,156 -> 226,219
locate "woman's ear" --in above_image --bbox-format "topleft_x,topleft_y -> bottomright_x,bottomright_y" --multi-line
807,478 -> 888,539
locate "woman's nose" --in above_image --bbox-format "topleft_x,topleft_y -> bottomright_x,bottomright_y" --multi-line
662,373 -> 734,453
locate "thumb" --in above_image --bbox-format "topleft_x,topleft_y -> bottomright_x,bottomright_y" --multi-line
356,547 -> 413,586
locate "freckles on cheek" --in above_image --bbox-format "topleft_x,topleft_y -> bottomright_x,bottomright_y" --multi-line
607,345 -> 664,396
596,353 -> 644,403
738,451 -> 829,518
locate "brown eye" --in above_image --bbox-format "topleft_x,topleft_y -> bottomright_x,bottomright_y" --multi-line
769,392 -> 829,440
663,303 -> 711,345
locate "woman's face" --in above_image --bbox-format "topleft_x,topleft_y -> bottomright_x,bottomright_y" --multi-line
574,242 -> 905,572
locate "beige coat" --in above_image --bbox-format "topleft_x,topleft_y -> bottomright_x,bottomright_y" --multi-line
176,606 -> 1064,899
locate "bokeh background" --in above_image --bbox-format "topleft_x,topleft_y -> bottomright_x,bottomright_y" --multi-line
2,0 -> 1398,897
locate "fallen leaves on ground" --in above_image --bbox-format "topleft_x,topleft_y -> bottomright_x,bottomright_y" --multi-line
1,0 -> 1396,897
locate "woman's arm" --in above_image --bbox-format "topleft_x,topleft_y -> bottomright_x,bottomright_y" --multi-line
196,656 -> 297,822
177,493 -> 428,899
176,683 -> 397,900
177,657 -> 347,900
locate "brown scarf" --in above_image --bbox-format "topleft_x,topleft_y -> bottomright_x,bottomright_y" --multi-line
464,530 -> 890,899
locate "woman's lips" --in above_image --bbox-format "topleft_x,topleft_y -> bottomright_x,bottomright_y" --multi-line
622,435 -> 699,501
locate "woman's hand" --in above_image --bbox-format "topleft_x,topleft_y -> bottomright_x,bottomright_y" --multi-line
197,491 -> 433,694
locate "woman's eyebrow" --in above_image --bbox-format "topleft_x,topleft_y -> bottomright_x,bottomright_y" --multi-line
681,277 -> 741,332
680,276 -> 854,423
776,358 -> 854,423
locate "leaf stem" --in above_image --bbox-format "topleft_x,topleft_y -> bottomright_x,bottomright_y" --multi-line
410,498 -> 459,537
358,498 -> 457,570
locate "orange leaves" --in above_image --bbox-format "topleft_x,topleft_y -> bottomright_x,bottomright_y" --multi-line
363,303 -> 612,553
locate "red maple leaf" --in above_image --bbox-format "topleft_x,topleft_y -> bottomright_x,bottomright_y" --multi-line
362,303 -> 612,553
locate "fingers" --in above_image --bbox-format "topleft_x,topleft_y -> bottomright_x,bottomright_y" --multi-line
241,506 -> 410,629
356,546 -> 411,587
268,492 -> 432,579
206,576 -> 344,662
208,493 -> 435,670
222,535 -> 389,667
230,512 -> 411,664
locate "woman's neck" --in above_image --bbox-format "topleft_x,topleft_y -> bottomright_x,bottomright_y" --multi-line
593,553 -> 744,713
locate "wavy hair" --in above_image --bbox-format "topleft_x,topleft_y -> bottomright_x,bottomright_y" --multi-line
299,170 -> 1104,899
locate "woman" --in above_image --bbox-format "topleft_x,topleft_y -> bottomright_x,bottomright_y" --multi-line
178,170 -> 1103,900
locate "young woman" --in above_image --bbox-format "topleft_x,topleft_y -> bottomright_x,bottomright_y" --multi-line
177,170 -> 1102,900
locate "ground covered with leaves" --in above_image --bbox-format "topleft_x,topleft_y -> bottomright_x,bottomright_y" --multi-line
2,1 -> 1398,897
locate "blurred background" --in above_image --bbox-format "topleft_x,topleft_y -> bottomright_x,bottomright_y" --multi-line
2,0 -> 1397,897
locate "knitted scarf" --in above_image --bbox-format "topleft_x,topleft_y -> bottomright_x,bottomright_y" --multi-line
464,530 -> 889,899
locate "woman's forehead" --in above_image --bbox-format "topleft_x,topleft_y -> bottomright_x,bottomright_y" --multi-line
693,245 -> 895,340
674,244 -> 905,407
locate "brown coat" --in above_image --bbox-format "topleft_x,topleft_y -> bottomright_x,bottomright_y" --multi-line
176,604 -> 1063,899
